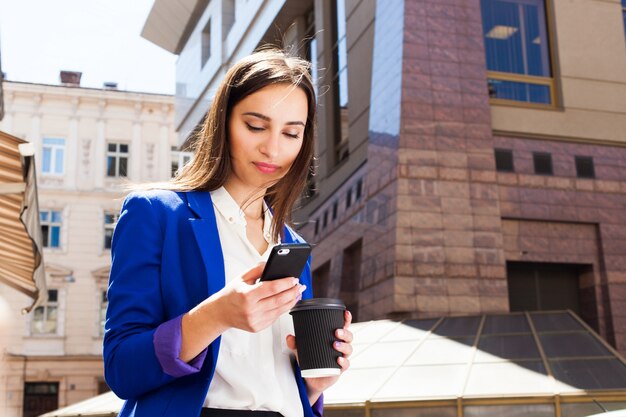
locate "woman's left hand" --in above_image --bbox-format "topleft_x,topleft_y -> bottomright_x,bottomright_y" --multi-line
286,310 -> 354,405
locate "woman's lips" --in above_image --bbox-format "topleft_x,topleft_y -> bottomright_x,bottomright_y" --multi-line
253,162 -> 280,174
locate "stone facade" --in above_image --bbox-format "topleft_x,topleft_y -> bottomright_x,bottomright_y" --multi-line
298,0 -> 626,357
0,81 -> 177,417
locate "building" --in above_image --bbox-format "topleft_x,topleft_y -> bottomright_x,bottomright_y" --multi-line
143,0 -> 626,353
0,76 -> 178,417
140,0 -> 626,414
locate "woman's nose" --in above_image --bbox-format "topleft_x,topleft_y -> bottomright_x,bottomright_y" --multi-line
259,130 -> 280,159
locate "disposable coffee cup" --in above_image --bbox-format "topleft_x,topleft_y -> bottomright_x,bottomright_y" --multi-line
290,298 -> 346,378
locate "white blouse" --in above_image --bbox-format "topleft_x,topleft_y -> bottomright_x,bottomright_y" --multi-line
203,186 -> 303,417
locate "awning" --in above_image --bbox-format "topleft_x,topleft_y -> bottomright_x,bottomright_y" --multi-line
0,130 -> 46,312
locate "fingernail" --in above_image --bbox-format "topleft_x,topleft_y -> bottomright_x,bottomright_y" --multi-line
334,341 -> 342,348
337,329 -> 344,337
298,284 -> 306,293
296,293 -> 302,302
292,278 -> 299,286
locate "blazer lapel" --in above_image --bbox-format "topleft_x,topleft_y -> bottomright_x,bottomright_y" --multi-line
185,191 -> 225,298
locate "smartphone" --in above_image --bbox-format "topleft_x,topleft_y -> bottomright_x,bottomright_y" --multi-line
260,243 -> 312,281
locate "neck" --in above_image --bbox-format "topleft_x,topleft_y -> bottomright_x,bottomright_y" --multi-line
223,180 -> 266,220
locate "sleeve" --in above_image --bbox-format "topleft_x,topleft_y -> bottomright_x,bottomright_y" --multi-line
153,314 -> 208,377
102,192 -> 205,399
312,393 -> 324,417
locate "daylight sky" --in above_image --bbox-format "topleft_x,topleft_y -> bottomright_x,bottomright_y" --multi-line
0,0 -> 176,94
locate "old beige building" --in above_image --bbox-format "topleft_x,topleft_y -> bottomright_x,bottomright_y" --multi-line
0,76 -> 180,417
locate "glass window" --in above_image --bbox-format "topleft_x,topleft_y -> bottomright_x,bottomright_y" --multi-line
480,0 -> 554,105
40,210 -> 62,248
106,142 -> 129,177
99,290 -> 108,336
575,156 -> 595,179
465,404 -> 554,417
104,212 -> 119,249
31,289 -> 59,334
561,401 -> 626,417
171,148 -> 193,178
623,0 -> 626,39
495,148 -> 515,172
42,138 -> 65,175
372,407 -> 457,417
325,410 -> 364,417
533,152 -> 553,175
333,0 -> 349,164
201,19 -> 211,67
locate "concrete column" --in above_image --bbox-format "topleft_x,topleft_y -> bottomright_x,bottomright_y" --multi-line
131,122 -> 142,181
159,121 -> 170,181
94,101 -> 106,189
66,99 -> 79,190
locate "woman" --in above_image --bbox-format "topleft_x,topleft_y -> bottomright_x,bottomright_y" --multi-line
103,49 -> 353,417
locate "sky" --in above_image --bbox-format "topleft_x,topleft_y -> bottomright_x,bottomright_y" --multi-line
0,0 -> 176,95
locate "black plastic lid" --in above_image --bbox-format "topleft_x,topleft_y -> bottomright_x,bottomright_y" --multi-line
290,298 -> 346,313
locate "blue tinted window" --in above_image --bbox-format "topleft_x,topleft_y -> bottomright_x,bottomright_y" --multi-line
488,79 -> 551,103
623,1 -> 626,39
482,0 -> 550,77
481,0 -> 552,104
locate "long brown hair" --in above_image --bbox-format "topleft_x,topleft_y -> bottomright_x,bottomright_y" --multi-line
164,48 -> 316,241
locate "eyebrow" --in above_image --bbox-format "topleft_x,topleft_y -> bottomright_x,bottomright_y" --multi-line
242,111 -> 305,127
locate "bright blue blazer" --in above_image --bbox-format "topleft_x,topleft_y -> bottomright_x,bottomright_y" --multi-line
103,190 -> 315,417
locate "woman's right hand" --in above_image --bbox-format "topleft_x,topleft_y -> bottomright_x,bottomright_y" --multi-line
179,262 -> 305,362
214,262 -> 306,332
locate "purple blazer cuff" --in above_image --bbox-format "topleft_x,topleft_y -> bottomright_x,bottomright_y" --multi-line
153,314 -> 208,377
312,392 -> 324,417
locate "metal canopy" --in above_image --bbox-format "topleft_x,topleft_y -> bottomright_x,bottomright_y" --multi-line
0,130 -> 46,312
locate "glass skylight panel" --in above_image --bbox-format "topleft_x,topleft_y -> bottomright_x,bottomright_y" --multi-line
475,334 -> 540,361
372,364 -> 468,400
435,316 -> 481,337
406,338 -> 474,365
464,361 -> 551,396
540,332 -> 611,358
550,359 -> 626,391
530,312 -> 584,332
350,341 -> 419,369
482,314 -> 530,334
324,367 -> 395,403
352,320 -> 402,343
379,319 -> 438,342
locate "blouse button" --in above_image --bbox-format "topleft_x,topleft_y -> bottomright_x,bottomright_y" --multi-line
228,216 -> 234,223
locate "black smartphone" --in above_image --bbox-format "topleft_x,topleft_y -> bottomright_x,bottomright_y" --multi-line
260,243 -> 312,281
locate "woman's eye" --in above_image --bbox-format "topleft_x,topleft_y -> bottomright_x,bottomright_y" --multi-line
245,123 -> 264,132
284,132 -> 300,139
